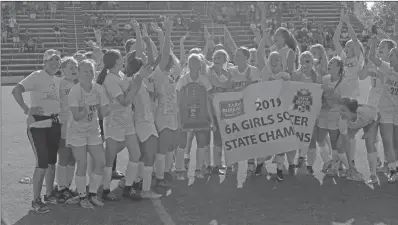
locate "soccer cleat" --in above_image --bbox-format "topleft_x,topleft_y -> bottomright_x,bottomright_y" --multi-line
321,160 -> 332,173
387,170 -> 397,183
367,174 -> 379,185
89,195 -> 104,207
276,169 -> 284,181
288,164 -> 295,176
296,157 -> 306,169
31,198 -> 50,214
213,166 -> 226,175
254,163 -> 264,176
102,189 -> 118,201
44,191 -> 59,204
175,171 -> 186,181
118,178 -> 125,188
306,166 -> 314,175
123,186 -> 142,200
156,179 -> 170,188
132,180 -> 143,191
79,197 -> 94,209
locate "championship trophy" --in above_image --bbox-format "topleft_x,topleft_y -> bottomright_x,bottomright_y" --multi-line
179,82 -> 211,131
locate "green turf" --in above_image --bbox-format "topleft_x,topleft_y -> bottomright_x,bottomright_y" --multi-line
2,79 -> 398,225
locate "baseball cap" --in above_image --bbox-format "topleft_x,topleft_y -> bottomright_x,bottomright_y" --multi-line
43,49 -> 61,61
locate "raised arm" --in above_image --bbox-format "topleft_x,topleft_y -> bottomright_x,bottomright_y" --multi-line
333,9 -> 345,55
131,19 -> 143,58
369,35 -> 382,67
159,17 -> 173,70
142,24 -> 155,66
257,28 -> 270,71
224,25 -> 237,54
179,32 -> 189,66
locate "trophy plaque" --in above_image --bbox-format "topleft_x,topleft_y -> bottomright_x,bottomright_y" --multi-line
180,82 -> 211,131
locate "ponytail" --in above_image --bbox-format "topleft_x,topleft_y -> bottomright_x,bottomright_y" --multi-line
96,67 -> 108,85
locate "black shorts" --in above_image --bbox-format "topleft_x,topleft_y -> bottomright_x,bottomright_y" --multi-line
27,115 -> 61,169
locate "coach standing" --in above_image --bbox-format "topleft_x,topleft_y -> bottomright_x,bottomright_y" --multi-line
12,49 -> 62,214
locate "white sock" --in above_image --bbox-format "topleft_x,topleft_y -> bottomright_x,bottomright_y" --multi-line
320,145 -> 330,163
338,153 -> 350,169
237,160 -> 248,188
165,151 -> 174,172
275,154 -> 284,170
307,148 -> 317,166
125,161 -> 139,186
175,147 -> 185,171
86,153 -> 93,183
101,167 -> 113,190
155,154 -> 166,180
75,175 -> 87,198
66,165 -> 75,188
56,165 -> 67,191
135,162 -> 144,182
204,145 -> 211,167
196,147 -> 205,170
213,146 -> 222,167
142,166 -> 153,192
89,173 -> 102,194
367,152 -> 378,176
286,150 -> 296,165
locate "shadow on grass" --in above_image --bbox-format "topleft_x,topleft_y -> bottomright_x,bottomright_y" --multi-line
12,186 -> 162,225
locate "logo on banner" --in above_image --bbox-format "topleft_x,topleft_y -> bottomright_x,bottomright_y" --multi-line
292,89 -> 313,113
219,99 -> 244,120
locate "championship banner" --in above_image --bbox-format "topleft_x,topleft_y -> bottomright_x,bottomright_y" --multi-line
280,81 -> 323,152
212,80 -> 322,165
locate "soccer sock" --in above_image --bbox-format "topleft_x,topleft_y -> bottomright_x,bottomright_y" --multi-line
367,152 -> 378,176
88,173 -> 102,194
56,165 -> 67,191
175,147 -> 185,171
66,165 -> 75,188
75,175 -> 87,198
275,154 -> 284,170
299,148 -> 308,158
86,153 -> 93,183
135,161 -> 144,182
203,145 -> 210,167
286,150 -> 296,165
154,154 -> 166,180
320,145 -> 331,163
165,151 -> 174,172
124,161 -> 139,186
101,167 -> 113,190
196,147 -> 205,170
142,166 -> 153,192
307,148 -> 317,167
338,153 -> 350,170
213,146 -> 222,167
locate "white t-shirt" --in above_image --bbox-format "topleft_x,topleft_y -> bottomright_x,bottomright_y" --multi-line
68,83 -> 108,133
229,65 -> 261,82
260,66 -> 290,81
366,61 -> 383,108
59,78 -> 76,123
339,51 -> 364,98
176,72 -> 212,92
378,61 -> 398,113
103,72 -> 131,112
19,70 -> 61,115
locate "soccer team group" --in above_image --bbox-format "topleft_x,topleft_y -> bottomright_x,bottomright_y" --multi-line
10,9 -> 398,215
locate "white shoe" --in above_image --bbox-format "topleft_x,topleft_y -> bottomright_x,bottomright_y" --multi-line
387,171 -> 397,183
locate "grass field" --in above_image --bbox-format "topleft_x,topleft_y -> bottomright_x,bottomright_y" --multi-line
2,79 -> 398,225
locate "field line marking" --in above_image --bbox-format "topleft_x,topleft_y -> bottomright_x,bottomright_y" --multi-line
151,198 -> 177,225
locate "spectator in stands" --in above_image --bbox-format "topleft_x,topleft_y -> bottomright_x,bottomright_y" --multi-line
12,27 -> 20,48
21,1 -> 28,15
54,22 -> 61,43
1,27 -> 7,43
91,13 -> 98,29
35,36 -> 44,50
84,13 -> 91,32
49,2 -> 57,19
25,36 -> 35,53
